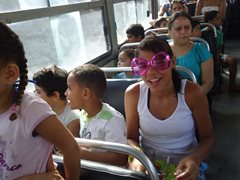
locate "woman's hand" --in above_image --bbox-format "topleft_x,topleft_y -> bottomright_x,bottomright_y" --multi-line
128,158 -> 146,172
175,158 -> 199,180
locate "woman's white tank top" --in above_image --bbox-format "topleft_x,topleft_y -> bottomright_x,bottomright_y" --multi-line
138,79 -> 197,161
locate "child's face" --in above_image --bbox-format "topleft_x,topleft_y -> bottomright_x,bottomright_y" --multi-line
126,34 -> 141,43
211,13 -> 222,27
65,73 -> 84,110
117,51 -> 132,67
34,85 -> 53,106
171,2 -> 184,14
159,20 -> 168,28
192,24 -> 201,37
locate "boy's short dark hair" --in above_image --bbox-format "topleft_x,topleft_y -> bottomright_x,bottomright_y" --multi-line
191,19 -> 200,30
204,10 -> 219,22
155,17 -> 168,28
126,24 -> 145,39
70,64 -> 106,98
33,65 -> 68,100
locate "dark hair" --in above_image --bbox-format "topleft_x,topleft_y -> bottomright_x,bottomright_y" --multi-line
126,24 -> 145,39
204,10 -> 219,23
155,18 -> 168,28
70,64 -> 106,98
138,36 -> 182,94
191,19 -> 200,30
120,48 -> 136,60
0,22 -> 28,121
168,11 -> 192,30
33,65 -> 68,100
171,0 -> 184,7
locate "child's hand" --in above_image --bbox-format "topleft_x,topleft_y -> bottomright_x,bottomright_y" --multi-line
174,158 -> 199,180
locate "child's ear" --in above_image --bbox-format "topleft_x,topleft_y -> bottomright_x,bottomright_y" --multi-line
82,88 -> 91,99
52,91 -> 60,99
4,64 -> 20,84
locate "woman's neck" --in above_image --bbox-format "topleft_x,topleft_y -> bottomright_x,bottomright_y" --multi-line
172,41 -> 193,57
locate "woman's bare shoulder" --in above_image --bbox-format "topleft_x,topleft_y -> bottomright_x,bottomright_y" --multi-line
125,81 -> 141,100
184,80 -> 206,107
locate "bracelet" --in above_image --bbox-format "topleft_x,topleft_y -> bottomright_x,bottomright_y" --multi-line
128,146 -> 143,162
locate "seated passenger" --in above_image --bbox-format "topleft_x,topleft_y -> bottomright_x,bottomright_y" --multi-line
0,21 -> 79,180
159,0 -> 188,17
155,17 -> 169,28
191,19 -> 202,37
195,0 -> 226,21
125,23 -> 145,43
168,11 -> 214,95
33,65 -> 80,130
171,0 -> 188,15
126,37 -> 213,180
65,64 -> 128,166
204,10 -> 240,92
112,49 -> 138,79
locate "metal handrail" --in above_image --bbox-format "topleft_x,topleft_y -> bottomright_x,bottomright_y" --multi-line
101,67 -> 132,72
53,155 -> 147,179
176,66 -> 197,83
144,27 -> 168,35
54,138 -> 159,180
190,37 -> 210,51
200,22 -> 217,38
101,66 -> 197,83
119,42 -> 140,52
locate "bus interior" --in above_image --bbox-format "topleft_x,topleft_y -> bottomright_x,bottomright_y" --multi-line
0,0 -> 240,179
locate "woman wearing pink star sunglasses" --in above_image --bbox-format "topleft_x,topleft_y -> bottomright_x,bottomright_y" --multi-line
126,36 -> 213,180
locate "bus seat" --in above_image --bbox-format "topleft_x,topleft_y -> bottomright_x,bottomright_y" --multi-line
201,28 -> 222,93
102,79 -> 138,117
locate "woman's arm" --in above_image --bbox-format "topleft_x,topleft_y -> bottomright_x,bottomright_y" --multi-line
67,119 -> 80,137
159,4 -> 167,16
35,115 -> 80,180
176,82 -> 214,179
125,83 -> 140,146
125,83 -> 146,172
219,0 -> 227,21
187,82 -> 214,164
201,57 -> 214,94
194,0 -> 203,16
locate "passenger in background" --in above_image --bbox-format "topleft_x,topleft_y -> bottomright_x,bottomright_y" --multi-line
168,11 -> 214,95
65,64 -> 128,166
33,65 -> 80,131
159,0 -> 188,17
171,0 -> 187,15
195,0 -> 227,21
0,22 -> 80,179
125,24 -> 145,43
112,49 -> 138,79
126,37 -> 213,180
204,10 -> 240,92
155,17 -> 169,28
191,19 -> 202,37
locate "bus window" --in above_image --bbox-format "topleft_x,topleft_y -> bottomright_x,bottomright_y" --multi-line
114,0 -> 151,44
5,5 -> 108,76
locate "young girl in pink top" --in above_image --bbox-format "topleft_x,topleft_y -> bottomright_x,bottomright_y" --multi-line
0,22 -> 80,179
